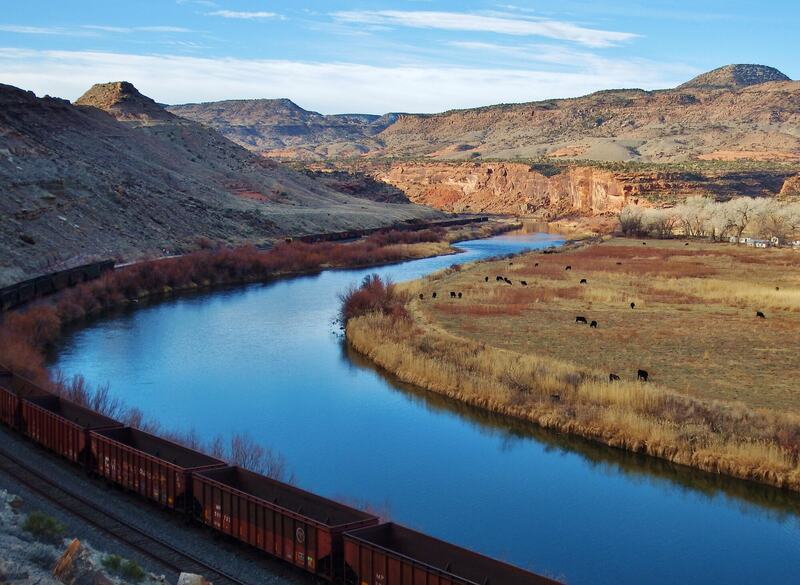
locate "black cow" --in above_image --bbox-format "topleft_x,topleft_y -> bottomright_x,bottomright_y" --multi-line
509,261 -> 514,265
496,276 -> 504,282
630,302 -> 636,309
432,292 -> 437,299
637,369 -> 649,382
520,281 -> 528,286
504,278 -> 512,285
450,291 -> 457,298
419,293 -> 424,300
616,262 -> 623,265
776,286 -> 780,291
565,265 -> 572,271
575,316 -> 588,324
642,242 -> 647,246
458,292 -> 462,299
756,311 -> 766,319
580,279 -> 588,284
590,320 -> 598,328
534,262 -> 539,267
550,393 -> 561,402
609,373 -> 620,382
685,242 -> 690,246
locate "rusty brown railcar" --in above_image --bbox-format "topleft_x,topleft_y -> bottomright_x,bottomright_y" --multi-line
193,466 -> 379,580
91,427 -> 226,512
0,368 -> 53,430
343,523 -> 563,585
21,395 -> 123,466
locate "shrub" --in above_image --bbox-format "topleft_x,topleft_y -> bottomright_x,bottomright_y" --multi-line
339,274 -> 409,323
23,511 -> 66,544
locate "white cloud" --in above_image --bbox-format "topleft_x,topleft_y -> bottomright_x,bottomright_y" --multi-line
0,48 -> 690,114
207,10 -> 279,20
331,10 -> 638,48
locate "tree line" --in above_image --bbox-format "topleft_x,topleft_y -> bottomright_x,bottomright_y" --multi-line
619,196 -> 800,242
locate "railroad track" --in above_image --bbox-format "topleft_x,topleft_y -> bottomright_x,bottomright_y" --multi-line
0,447 -> 249,585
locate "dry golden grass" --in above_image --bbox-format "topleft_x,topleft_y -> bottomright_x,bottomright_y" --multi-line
412,238 -> 800,412
345,237 -> 800,491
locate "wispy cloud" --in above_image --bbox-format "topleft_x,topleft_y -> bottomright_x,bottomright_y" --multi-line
0,25 -> 89,36
0,48 -> 691,114
81,25 -> 194,34
207,10 -> 280,20
331,10 -> 638,47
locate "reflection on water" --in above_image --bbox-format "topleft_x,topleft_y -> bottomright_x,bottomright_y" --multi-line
51,232 -> 800,585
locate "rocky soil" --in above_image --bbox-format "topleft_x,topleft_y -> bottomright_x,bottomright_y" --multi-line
0,82 -> 441,286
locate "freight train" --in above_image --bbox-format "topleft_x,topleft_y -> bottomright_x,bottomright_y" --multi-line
0,364 -> 560,585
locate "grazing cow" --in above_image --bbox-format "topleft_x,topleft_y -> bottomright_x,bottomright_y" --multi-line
496,276 -> 504,282
575,316 -> 588,324
590,320 -> 598,328
520,280 -> 528,286
565,265 -> 572,271
450,291 -> 457,298
580,279 -> 588,284
550,393 -> 561,402
685,242 -> 689,246
485,276 -> 489,282
609,373 -> 620,382
458,292 -> 462,299
509,261 -> 514,265
756,311 -> 766,319
637,369 -> 649,382
534,262 -> 539,267
616,262 -> 622,265
432,292 -> 437,299
419,293 -> 424,300
630,302 -> 636,309
776,286 -> 780,291
504,278 -> 512,285
642,242 -> 647,246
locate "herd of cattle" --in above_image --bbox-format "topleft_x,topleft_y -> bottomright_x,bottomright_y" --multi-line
416,260 -> 658,384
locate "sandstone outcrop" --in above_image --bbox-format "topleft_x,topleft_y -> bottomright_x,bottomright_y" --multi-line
356,162 -> 796,216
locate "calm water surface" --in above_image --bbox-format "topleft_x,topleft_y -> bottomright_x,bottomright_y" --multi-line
52,232 -> 800,585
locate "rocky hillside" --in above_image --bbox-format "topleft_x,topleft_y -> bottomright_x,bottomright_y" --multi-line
0,82 -> 440,286
167,99 -> 395,160
169,65 -> 799,164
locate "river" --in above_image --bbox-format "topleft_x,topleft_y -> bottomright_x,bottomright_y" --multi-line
51,231 -> 800,585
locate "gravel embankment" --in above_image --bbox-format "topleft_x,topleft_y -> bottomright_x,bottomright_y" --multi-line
0,426 -> 315,585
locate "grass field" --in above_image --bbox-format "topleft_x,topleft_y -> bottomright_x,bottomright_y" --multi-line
413,238 -> 800,412
345,236 -> 800,490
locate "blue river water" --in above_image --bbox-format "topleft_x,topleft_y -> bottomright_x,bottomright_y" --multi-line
51,232 -> 800,585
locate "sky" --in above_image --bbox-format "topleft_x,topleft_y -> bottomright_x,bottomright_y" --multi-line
0,0 -> 797,114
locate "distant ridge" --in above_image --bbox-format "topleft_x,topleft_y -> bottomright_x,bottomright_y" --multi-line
167,64 -> 800,163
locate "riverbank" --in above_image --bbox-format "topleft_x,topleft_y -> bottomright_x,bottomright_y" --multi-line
0,220 -> 513,391
345,237 -> 800,492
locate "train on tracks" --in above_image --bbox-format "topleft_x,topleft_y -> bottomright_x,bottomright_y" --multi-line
0,364 -> 560,585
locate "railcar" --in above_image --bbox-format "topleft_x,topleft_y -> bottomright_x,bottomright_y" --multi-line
91,426 -> 226,512
194,466 -> 378,580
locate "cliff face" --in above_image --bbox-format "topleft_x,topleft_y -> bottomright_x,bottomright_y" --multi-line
369,163 -> 629,216
358,162 -> 797,216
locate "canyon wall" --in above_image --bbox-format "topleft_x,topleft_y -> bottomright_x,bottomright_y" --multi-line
350,162 -> 797,217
